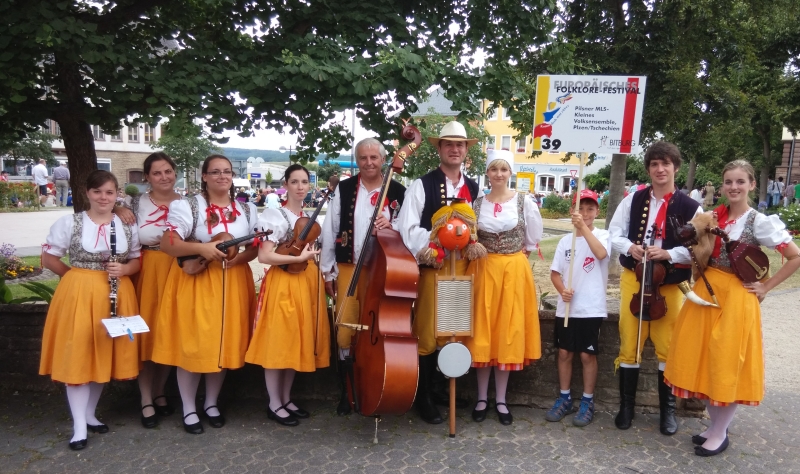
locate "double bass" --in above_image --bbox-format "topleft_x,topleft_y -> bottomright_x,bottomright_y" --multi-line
339,123 -> 421,418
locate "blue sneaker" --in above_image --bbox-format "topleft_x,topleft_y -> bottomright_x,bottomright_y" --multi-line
572,398 -> 595,427
545,396 -> 573,422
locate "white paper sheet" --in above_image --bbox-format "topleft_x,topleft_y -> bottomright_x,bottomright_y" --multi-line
101,315 -> 150,339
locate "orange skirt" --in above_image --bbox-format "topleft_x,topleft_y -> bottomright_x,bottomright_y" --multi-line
39,268 -> 140,384
664,268 -> 764,405
134,249 -> 174,361
245,263 -> 330,372
464,253 -> 541,369
151,260 -> 254,373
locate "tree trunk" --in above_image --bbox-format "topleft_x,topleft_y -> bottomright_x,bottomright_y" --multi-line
58,117 -> 97,212
758,132 -> 771,204
686,158 -> 697,191
54,58 -> 98,212
604,153 -> 628,230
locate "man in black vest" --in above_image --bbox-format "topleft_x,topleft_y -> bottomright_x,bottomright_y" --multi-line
320,137 -> 406,415
396,121 -> 481,424
608,141 -> 702,435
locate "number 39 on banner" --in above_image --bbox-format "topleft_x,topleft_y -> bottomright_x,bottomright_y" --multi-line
540,138 -> 561,151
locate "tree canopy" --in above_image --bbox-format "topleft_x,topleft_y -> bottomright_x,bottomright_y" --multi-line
0,0 -> 565,210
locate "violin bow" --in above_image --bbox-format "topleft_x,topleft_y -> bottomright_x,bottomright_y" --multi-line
563,153 -> 585,327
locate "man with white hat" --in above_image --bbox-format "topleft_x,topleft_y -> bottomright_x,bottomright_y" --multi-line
396,120 -> 482,424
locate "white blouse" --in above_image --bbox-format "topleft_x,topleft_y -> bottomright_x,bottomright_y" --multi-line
396,172 -> 471,262
45,213 -> 141,258
166,195 -> 258,242
258,207 -> 309,244
127,193 -> 182,247
320,178 -> 394,281
477,193 -> 543,251
724,209 -> 792,249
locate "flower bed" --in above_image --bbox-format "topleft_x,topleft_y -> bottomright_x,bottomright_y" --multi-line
1,243 -> 41,280
0,181 -> 40,210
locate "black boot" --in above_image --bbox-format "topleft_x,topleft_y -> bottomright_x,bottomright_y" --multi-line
658,370 -> 678,435
415,354 -> 444,424
336,358 -> 353,416
614,367 -> 639,430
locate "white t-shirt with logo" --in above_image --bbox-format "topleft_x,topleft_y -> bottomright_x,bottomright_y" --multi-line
550,227 -> 610,319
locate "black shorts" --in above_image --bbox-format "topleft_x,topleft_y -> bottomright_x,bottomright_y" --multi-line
553,317 -> 603,355
38,185 -> 48,195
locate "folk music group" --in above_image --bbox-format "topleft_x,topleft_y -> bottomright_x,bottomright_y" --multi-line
39,121 -> 800,458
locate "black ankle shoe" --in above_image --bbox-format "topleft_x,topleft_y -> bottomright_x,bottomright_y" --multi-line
153,395 -> 175,416
182,412 -> 204,434
87,423 -> 109,434
267,406 -> 299,426
203,405 -> 225,428
282,401 -> 309,419
695,436 -> 729,457
692,429 -> 727,445
495,402 -> 513,426
141,404 -> 158,429
336,391 -> 352,416
472,400 -> 488,422
68,439 -> 87,451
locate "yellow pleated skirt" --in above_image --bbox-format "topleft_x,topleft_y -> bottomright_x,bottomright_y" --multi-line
464,253 -> 541,368
135,249 -> 174,362
151,260 -> 254,373
245,263 -> 330,372
39,268 -> 140,384
664,268 -> 764,404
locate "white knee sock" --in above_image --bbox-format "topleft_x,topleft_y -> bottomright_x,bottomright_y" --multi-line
475,367 -> 491,410
65,385 -> 90,443
265,369 -> 289,417
494,369 -> 511,414
281,369 -> 297,410
203,370 -> 227,417
177,368 -> 202,424
703,404 -> 736,450
85,382 -> 104,426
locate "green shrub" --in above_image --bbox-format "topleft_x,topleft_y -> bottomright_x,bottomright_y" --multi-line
542,194 -> 571,215
125,184 -> 140,197
0,181 -> 39,209
777,204 -> 800,234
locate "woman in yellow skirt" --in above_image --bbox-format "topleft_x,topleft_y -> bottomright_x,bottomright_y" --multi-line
40,170 -> 141,450
665,160 -> 800,457
246,164 -> 330,426
152,155 -> 258,434
465,150 -> 543,425
119,152 -> 184,427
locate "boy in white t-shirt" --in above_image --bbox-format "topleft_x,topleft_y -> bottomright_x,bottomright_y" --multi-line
545,190 -> 610,427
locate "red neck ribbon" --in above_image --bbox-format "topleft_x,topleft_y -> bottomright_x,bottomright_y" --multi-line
653,192 -> 673,238
456,183 -> 471,201
142,205 -> 169,228
711,204 -> 729,258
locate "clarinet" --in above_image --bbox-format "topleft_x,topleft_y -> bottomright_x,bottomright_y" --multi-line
109,220 -> 119,318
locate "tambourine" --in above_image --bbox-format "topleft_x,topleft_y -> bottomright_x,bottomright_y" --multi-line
437,342 -> 471,378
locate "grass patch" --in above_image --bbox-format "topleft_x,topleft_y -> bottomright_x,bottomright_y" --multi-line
7,279 -> 58,300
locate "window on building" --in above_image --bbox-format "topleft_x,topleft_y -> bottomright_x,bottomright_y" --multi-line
109,129 -> 122,141
128,126 -> 139,143
143,124 -> 154,143
516,138 -> 526,153
128,170 -> 144,184
502,106 -> 512,120
539,175 -> 555,193
97,160 -> 111,171
485,102 -> 498,121
91,125 -> 104,141
561,176 -> 572,193
44,120 -> 61,136
485,136 -> 496,151
500,135 -> 512,151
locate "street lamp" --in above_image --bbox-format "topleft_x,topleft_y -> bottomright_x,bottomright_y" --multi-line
279,145 -> 293,160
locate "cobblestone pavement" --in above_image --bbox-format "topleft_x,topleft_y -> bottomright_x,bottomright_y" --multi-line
2,388 -> 799,473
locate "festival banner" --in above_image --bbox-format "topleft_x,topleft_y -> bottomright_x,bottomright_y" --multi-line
532,75 -> 647,154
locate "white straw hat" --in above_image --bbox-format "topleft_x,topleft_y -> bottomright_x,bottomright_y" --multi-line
427,121 -> 480,147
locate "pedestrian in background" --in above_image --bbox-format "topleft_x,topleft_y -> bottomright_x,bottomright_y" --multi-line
32,159 -> 49,204
53,162 -> 70,206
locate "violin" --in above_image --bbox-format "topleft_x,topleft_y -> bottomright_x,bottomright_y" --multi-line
630,223 -> 668,321
177,230 -> 273,274
275,186 -> 336,274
